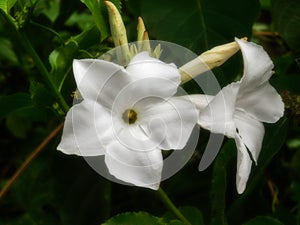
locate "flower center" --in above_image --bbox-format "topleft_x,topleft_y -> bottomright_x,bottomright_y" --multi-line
122,109 -> 138,124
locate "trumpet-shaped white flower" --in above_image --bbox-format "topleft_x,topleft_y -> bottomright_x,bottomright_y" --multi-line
57,52 -> 198,190
190,38 -> 284,194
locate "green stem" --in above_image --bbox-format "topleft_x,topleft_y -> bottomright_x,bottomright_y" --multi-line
0,9 -> 69,114
157,187 -> 192,225
20,31 -> 69,113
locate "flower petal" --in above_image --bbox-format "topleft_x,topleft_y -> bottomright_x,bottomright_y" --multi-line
57,100 -> 112,156
73,59 -> 130,105
235,134 -> 253,194
138,96 -> 198,150
105,140 -> 163,190
198,83 -> 240,138
235,38 -> 274,89
237,82 -> 284,123
126,52 -> 181,97
235,112 -> 265,163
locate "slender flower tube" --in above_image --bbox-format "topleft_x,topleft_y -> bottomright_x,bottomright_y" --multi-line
57,52 -> 198,189
188,38 -> 284,193
179,39 -> 244,84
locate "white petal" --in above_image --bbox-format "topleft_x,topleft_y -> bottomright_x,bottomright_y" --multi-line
235,112 -> 265,163
138,96 -> 198,150
105,140 -> 163,190
237,82 -> 284,123
57,100 -> 112,156
235,38 -> 274,88
235,134 -> 253,194
198,83 -> 239,138
73,59 -> 130,105
126,52 -> 181,97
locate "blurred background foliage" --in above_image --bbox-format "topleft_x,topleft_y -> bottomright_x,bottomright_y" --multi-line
0,0 -> 299,224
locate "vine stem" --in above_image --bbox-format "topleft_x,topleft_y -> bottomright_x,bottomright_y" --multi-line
0,123 -> 64,200
157,187 -> 192,225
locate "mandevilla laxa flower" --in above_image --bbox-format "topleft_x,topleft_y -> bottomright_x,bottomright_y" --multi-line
57,52 -> 198,190
189,38 -> 284,194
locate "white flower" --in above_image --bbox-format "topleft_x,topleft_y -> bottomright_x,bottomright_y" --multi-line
189,38 -> 284,194
57,52 -> 198,190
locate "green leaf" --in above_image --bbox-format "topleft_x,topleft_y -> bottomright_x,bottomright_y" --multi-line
0,37 -> 18,63
290,181 -> 300,203
6,113 -> 31,138
135,0 -> 259,52
0,0 -> 17,14
80,0 -> 110,41
243,216 -> 284,225
34,0 -> 60,23
103,212 -> 164,225
272,0 -> 300,51
164,206 -> 205,225
210,140 -> 236,225
0,93 -> 32,121
49,41 -> 78,91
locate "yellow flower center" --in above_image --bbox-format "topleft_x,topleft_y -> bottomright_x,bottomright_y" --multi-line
122,109 -> 138,124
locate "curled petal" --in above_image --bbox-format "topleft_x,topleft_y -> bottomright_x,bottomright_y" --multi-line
237,82 -> 284,123
235,38 -> 274,88
235,134 -> 253,194
235,112 -> 265,163
105,140 -> 163,190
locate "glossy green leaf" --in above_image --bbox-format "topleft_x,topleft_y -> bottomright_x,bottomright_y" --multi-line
272,0 -> 300,51
243,216 -> 284,225
0,0 -> 17,14
80,0 -> 110,41
49,41 -> 78,91
103,212 -> 164,225
164,206 -> 205,225
34,0 -> 60,23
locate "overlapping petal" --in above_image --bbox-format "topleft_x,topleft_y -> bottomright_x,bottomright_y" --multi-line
198,82 -> 239,138
58,100 -> 110,156
235,134 -> 253,194
138,96 -> 198,150
234,112 -> 265,163
237,82 -> 284,123
105,140 -> 163,190
73,59 -> 128,104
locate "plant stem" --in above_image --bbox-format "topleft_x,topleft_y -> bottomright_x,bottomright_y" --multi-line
0,123 -> 64,200
0,9 -> 69,114
20,31 -> 70,113
157,187 -> 192,225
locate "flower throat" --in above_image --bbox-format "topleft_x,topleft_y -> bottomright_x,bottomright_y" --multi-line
122,109 -> 137,124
